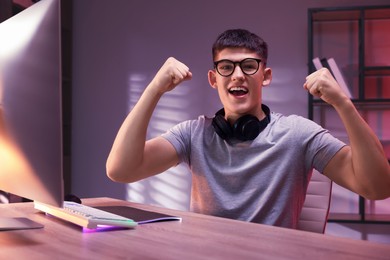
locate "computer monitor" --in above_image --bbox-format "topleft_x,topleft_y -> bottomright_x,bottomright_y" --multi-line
0,0 -> 64,210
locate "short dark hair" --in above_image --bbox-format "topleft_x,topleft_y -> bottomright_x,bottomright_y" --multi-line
212,29 -> 268,65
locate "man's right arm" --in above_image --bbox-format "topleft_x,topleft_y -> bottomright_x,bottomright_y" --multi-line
106,57 -> 192,183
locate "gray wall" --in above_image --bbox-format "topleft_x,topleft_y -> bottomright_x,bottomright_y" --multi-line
71,0 -> 390,209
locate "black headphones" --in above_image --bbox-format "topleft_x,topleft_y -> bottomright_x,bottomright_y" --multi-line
212,104 -> 271,141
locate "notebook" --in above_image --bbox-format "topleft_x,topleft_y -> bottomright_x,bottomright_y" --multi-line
93,206 -> 182,224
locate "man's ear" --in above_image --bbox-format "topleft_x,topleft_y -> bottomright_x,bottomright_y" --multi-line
208,70 -> 217,89
262,68 -> 272,86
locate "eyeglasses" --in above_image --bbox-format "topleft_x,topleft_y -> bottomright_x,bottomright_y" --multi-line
214,58 -> 262,77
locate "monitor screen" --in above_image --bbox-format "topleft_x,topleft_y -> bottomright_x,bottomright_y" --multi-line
0,0 -> 63,208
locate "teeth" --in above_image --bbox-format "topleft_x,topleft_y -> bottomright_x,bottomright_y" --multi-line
229,87 -> 248,92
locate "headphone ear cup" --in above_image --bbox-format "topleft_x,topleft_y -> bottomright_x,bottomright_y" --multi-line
212,114 -> 233,140
212,105 -> 271,142
233,115 -> 261,141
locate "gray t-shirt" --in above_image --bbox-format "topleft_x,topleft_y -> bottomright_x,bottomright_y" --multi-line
161,111 -> 345,228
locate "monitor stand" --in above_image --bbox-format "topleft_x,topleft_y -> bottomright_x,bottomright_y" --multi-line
0,192 -> 43,231
0,217 -> 43,231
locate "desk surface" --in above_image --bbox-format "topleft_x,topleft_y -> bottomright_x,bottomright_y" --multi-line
0,197 -> 389,260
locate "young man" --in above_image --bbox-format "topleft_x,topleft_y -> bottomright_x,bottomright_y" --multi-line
106,29 -> 390,228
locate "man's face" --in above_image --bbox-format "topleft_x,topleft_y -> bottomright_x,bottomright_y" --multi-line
208,47 -> 272,122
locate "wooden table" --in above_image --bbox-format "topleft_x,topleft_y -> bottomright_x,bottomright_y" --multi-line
0,197 -> 389,259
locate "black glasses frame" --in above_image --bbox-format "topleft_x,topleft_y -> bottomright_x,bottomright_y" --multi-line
213,58 -> 262,77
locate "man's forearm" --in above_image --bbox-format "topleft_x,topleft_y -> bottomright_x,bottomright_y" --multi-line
106,84 -> 163,182
335,99 -> 390,199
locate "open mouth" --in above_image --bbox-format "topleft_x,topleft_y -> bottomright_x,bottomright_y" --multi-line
229,87 -> 248,96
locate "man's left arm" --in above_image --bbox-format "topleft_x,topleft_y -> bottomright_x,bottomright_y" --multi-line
304,68 -> 390,200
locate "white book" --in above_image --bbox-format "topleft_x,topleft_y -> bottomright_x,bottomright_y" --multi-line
312,57 -> 323,70
326,58 -> 353,99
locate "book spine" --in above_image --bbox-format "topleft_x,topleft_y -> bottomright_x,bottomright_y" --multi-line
326,58 -> 352,99
312,57 -> 323,70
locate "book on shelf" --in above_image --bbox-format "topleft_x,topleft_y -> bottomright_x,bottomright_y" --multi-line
312,57 -> 323,70
312,57 -> 353,99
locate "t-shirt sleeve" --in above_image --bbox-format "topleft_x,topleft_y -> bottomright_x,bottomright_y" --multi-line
300,117 -> 346,173
161,120 -> 192,165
